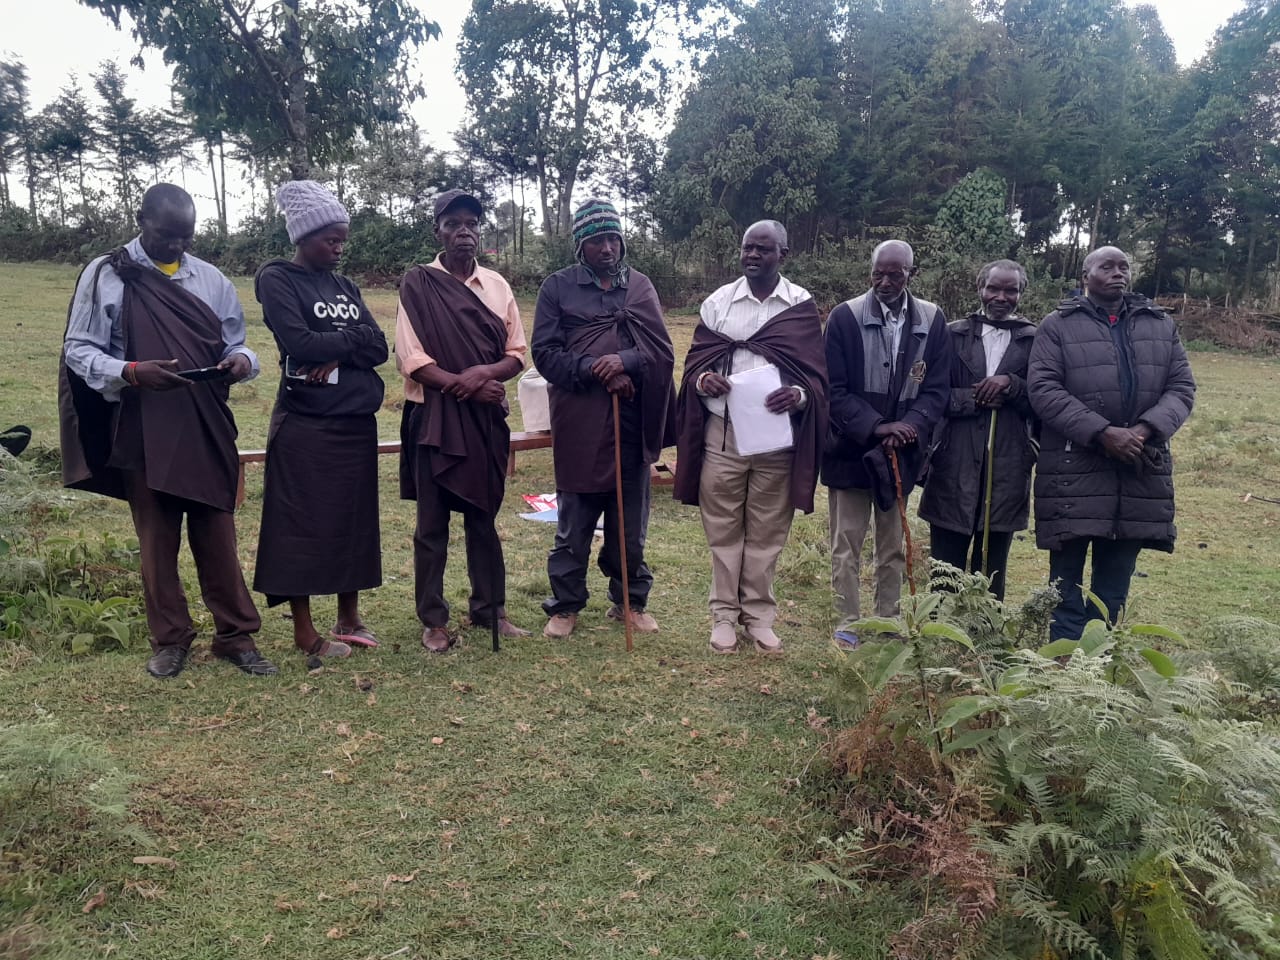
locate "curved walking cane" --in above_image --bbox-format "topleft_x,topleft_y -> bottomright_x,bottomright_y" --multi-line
888,447 -> 917,597
612,393 -> 634,653
982,408 -> 998,578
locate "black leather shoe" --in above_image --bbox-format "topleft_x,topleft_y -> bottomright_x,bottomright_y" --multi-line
146,646 -> 189,679
214,648 -> 279,676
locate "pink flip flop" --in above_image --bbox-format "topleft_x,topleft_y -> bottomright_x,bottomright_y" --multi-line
330,626 -> 379,649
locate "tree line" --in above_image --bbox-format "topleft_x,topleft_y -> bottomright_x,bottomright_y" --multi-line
1,0 -> 1277,310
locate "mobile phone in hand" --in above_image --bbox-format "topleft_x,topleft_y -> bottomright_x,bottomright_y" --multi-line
284,356 -> 339,385
176,366 -> 230,382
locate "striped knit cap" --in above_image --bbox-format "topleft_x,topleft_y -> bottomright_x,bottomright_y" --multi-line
572,198 -> 626,262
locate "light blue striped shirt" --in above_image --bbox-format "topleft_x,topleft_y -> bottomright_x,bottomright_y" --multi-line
63,236 -> 259,402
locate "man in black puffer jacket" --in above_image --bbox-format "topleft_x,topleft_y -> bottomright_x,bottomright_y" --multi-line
1028,246 -> 1196,640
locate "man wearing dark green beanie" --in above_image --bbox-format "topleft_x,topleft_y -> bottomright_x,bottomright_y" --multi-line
531,199 -> 677,639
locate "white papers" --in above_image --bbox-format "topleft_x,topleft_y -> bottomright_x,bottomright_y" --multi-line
725,364 -> 793,455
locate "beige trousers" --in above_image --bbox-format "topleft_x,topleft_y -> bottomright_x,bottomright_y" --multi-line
828,485 -> 904,620
698,415 -> 795,628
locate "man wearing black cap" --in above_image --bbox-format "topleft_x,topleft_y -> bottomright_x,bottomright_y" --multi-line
395,189 -> 530,652
531,198 -> 676,639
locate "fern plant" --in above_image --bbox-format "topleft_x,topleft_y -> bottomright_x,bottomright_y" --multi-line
0,717 -> 143,862
820,567 -> 1280,960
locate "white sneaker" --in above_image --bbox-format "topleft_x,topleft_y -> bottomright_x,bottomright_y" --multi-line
746,625 -> 782,654
709,622 -> 739,654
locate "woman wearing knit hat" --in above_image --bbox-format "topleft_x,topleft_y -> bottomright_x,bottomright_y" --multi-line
252,179 -> 389,659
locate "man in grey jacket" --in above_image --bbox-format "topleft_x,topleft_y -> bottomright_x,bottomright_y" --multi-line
823,240 -> 950,640
1028,246 -> 1196,640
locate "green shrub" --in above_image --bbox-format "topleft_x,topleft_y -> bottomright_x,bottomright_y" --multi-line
818,570 -> 1280,959
0,454 -> 144,657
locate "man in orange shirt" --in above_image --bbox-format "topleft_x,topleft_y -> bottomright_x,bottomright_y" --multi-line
395,189 -> 530,652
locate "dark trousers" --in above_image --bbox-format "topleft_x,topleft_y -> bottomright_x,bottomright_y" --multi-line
929,525 -> 1014,601
412,448 -> 506,629
122,471 -> 261,654
544,454 -> 653,616
1047,537 -> 1144,640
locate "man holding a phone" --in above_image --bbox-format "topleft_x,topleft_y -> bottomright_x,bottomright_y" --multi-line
60,183 -> 275,679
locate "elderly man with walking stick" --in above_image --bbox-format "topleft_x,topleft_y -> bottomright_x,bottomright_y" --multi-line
822,240 -> 951,646
920,259 -> 1038,600
532,199 -> 677,641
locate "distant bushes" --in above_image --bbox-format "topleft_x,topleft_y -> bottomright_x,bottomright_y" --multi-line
0,209 -> 442,283
0,207 -> 131,264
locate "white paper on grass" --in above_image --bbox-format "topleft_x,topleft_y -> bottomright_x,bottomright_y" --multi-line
725,364 -> 793,455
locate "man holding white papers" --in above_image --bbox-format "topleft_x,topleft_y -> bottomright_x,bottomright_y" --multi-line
675,221 -> 828,654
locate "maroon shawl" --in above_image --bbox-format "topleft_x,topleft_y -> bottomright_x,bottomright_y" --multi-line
60,249 -> 240,512
674,299 -> 828,513
396,264 -> 510,514
548,283 -> 677,493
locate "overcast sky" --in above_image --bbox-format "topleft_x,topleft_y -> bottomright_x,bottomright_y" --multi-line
0,0 -> 1248,224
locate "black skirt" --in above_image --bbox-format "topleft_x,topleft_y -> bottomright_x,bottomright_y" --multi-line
253,409 -> 382,605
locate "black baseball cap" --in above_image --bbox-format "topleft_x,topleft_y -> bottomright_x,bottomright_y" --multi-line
433,189 -> 483,219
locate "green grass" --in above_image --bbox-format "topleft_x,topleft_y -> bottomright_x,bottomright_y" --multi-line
1,259 -> 1279,958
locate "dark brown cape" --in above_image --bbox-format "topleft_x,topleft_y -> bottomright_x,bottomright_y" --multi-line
396,264 -> 510,514
548,283 -> 677,493
674,299 -> 828,513
59,249 -> 240,512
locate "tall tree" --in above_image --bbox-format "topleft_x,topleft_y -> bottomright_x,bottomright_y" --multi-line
0,61 -> 25,212
0,60 -> 38,218
656,0 -> 842,252
79,0 -> 439,180
36,81 -> 96,225
347,121 -> 449,220
458,0 -> 709,238
92,60 -> 162,216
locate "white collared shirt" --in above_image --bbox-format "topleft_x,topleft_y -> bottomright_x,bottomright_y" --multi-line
696,274 -> 811,419
978,322 -> 1012,376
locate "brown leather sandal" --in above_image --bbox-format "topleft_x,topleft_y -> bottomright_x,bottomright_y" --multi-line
421,626 -> 458,654
303,635 -> 352,659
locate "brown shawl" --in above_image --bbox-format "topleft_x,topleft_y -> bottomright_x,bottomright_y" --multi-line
396,264 -> 510,514
674,299 -> 828,513
59,249 -> 240,512
548,283 -> 677,493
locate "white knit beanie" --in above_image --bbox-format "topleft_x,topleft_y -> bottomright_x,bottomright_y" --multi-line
276,180 -> 349,244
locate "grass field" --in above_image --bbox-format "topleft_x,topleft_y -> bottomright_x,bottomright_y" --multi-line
1,259 -> 1278,959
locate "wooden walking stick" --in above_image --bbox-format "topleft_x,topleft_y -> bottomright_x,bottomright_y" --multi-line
612,392 -> 634,653
487,408 -> 501,653
982,408 -> 998,577
889,447 -> 917,597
